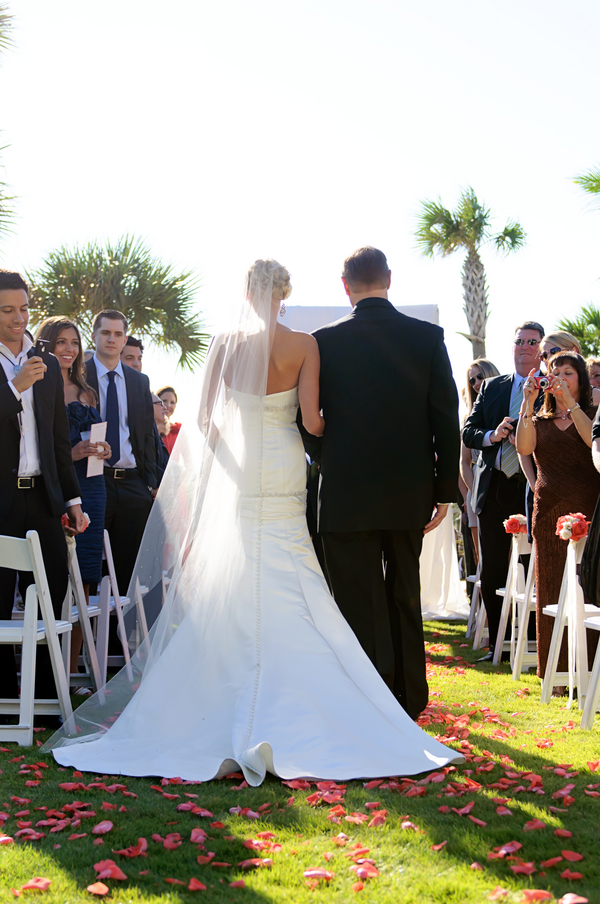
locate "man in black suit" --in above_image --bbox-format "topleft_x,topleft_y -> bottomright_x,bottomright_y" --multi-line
85,310 -> 157,596
462,321 -> 544,659
0,270 -> 86,699
312,247 -> 460,720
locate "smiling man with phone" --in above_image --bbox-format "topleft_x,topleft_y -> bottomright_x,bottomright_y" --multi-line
0,269 -> 85,707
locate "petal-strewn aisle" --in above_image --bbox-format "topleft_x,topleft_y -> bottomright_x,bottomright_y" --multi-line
0,620 -> 598,903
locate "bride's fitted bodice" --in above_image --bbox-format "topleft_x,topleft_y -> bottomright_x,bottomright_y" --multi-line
229,387 -> 307,514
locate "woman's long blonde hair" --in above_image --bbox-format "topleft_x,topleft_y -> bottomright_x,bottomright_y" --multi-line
465,358 -> 500,412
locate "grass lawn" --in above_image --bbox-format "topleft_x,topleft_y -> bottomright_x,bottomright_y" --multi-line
1,619 -> 598,903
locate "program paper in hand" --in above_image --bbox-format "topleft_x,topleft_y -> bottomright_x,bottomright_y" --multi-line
87,422 -> 108,478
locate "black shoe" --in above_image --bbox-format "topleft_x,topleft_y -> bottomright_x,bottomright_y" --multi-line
477,650 -> 510,663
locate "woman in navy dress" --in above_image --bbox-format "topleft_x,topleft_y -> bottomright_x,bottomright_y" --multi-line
36,317 -> 111,671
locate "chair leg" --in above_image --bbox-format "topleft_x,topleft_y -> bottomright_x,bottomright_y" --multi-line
581,639 -> 600,729
473,599 -> 487,650
16,586 -> 37,746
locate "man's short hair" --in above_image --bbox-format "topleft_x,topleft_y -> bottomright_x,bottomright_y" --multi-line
125,335 -> 144,353
92,309 -> 128,334
0,270 -> 29,295
514,320 -> 545,339
342,247 -> 390,290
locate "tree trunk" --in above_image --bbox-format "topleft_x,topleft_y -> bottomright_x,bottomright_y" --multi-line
461,248 -> 488,359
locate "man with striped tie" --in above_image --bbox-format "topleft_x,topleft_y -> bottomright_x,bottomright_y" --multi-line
463,322 -> 545,660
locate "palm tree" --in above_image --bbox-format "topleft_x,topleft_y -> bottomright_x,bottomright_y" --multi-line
558,305 -> 600,357
415,187 -> 526,358
28,235 -> 210,370
0,4 -> 16,250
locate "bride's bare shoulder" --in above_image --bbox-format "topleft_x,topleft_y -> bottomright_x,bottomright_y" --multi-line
276,325 -> 317,349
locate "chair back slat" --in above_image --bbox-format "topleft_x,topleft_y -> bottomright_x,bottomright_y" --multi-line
0,534 -> 34,572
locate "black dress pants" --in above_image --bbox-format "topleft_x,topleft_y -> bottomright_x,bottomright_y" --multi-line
0,481 -> 68,699
322,529 -> 427,720
478,469 -> 528,651
103,473 -> 153,596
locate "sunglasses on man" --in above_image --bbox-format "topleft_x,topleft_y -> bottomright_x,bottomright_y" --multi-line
469,372 -> 484,386
540,346 -> 562,361
514,338 -> 540,347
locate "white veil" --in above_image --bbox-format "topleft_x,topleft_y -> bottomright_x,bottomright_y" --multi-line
43,260 -> 291,752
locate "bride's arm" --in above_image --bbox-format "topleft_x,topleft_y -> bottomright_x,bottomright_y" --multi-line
298,336 -> 325,436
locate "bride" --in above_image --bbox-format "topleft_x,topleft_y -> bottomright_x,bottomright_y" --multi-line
44,260 -> 463,783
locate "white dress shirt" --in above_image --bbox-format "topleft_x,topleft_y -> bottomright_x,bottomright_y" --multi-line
93,355 -> 137,469
1,334 -> 80,506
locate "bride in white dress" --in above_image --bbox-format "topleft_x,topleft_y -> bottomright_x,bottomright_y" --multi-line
44,260 -> 463,783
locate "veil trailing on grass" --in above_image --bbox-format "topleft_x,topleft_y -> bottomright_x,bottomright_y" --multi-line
42,261 -> 284,753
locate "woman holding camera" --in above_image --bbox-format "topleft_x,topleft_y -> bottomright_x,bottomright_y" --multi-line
516,352 -> 600,679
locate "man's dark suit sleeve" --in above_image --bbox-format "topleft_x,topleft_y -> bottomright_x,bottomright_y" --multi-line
428,330 -> 460,503
141,375 -> 157,489
51,357 -> 81,502
0,381 -> 22,424
462,381 -> 492,450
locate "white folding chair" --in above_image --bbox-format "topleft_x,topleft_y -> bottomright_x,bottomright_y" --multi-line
511,542 -> 537,678
493,533 -> 532,665
63,538 -> 107,691
87,530 -> 132,679
540,538 -> 600,709
580,615 -> 600,729
465,558 -> 481,639
0,531 -> 73,746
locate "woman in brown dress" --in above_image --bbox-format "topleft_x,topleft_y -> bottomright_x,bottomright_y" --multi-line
516,352 -> 600,678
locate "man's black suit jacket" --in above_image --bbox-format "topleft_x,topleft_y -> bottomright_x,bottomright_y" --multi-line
462,373 -> 542,515
312,297 -> 460,533
85,359 -> 157,489
0,351 -> 81,522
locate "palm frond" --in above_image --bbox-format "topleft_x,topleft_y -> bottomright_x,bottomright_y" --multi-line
0,4 -> 13,56
574,168 -> 600,196
415,199 -> 464,257
558,304 -> 600,357
27,235 -> 209,370
494,221 -> 527,254
455,187 -> 491,247
0,143 -> 16,249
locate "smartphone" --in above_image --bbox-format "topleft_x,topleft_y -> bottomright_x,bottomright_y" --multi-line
34,338 -> 50,359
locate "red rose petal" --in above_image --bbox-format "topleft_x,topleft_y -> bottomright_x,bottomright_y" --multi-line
558,895 -> 589,904
555,828 -> 572,838
560,869 -> 584,880
21,878 -> 51,891
353,881 -> 364,892
540,856 -> 563,868
188,878 -> 207,890
431,841 -> 447,851
487,887 -> 508,900
520,892 -> 552,902
91,821 -> 113,835
229,880 -> 246,888
562,850 -> 583,862
523,819 -> 546,831
87,883 -> 109,896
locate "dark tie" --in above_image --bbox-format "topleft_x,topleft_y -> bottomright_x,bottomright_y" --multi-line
106,370 -> 121,466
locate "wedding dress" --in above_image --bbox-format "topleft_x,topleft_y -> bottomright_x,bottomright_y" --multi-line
45,261 -> 463,783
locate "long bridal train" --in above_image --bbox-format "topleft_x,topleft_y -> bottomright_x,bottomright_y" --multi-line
46,387 -> 463,783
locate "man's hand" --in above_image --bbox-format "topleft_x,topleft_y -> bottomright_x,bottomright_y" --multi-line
66,503 -> 87,534
423,503 -> 450,535
11,356 -> 46,394
490,416 -> 515,444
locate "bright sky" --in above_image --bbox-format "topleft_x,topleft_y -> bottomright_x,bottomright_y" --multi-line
2,0 -> 600,419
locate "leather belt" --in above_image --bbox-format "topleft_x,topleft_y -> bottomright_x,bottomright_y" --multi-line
17,476 -> 38,489
105,467 -> 139,480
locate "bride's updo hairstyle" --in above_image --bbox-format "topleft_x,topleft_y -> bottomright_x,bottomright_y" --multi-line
245,259 -> 292,303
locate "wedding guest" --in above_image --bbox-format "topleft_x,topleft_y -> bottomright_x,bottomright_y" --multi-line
85,310 -> 157,595
516,351 -> 600,680
36,316 -> 111,672
0,271 -> 86,707
121,336 -> 143,372
157,385 -> 181,454
587,356 -> 600,391
463,321 -> 545,661
540,331 -> 600,405
460,358 -> 500,562
152,392 -> 170,482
